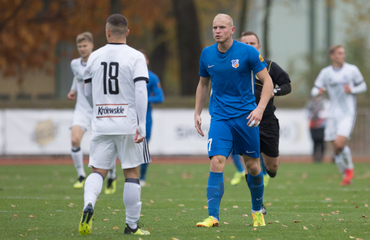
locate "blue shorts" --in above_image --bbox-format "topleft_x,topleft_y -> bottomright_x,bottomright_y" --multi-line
208,113 -> 260,159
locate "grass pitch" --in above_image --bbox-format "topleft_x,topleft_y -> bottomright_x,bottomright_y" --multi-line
1,161 -> 370,240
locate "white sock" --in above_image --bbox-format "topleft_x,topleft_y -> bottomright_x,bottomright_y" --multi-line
84,172 -> 104,209
334,152 -> 346,176
342,145 -> 354,169
123,179 -> 142,229
252,209 -> 263,214
71,147 -> 85,177
107,164 -> 117,180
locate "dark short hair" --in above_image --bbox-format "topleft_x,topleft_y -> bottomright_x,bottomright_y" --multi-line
328,45 -> 344,55
106,14 -> 128,35
241,31 -> 260,44
76,32 -> 93,44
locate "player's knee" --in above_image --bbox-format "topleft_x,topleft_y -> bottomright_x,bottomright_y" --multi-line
210,156 -> 225,172
71,137 -> 81,147
333,143 -> 344,154
245,161 -> 259,175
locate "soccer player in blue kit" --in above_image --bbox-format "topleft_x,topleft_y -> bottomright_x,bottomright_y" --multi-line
194,14 -> 273,228
139,50 -> 165,187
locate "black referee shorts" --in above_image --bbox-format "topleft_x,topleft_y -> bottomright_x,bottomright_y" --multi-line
259,114 -> 280,158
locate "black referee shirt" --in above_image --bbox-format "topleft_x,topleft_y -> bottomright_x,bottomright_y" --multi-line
255,59 -> 291,118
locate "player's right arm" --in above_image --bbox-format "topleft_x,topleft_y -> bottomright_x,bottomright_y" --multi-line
67,61 -> 78,100
311,69 -> 327,97
194,76 -> 210,137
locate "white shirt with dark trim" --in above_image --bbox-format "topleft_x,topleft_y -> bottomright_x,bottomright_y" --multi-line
83,43 -> 149,135
70,58 -> 93,117
313,62 -> 366,117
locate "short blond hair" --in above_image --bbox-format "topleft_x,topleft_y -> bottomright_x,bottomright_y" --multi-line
76,32 -> 93,44
329,45 -> 344,55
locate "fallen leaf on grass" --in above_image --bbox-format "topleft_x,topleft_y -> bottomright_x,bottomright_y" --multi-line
253,228 -> 257,231
275,221 -> 280,223
282,225 -> 288,227
155,217 -> 160,221
11,205 -> 17,207
216,230 -> 220,232
111,212 -> 116,214
20,234 -> 26,237
294,220 -> 300,223
268,222 -> 273,224
297,214 -> 301,216
65,196 -> 70,199
242,214 -> 248,217
349,237 -> 355,239
322,218 -> 326,221
217,236 -> 220,239
365,204 -> 369,207
177,204 -> 184,207
181,210 -> 186,212
102,219 -> 109,222
168,199 -> 173,202
294,205 -> 299,208
233,206 -> 238,208
344,199 -> 348,202
145,203 -> 151,206
362,214 -> 367,218
230,237 -> 235,239
265,203 -> 272,206
344,229 -> 347,233
325,198 -> 332,201
140,214 -> 144,216
339,219 -> 344,221
224,208 -> 227,211
321,213 -> 324,216
204,206 -> 208,209
327,204 -> 332,207
50,214 -> 55,216
171,238 -> 179,240
303,226 -> 308,230
112,226 -> 119,229
331,212 -> 338,215
150,200 -> 154,203
29,215 -> 35,218
182,172 -> 191,179
114,209 -> 119,211
223,222 -> 229,224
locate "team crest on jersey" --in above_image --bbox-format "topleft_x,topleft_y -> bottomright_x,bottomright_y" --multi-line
231,59 -> 239,68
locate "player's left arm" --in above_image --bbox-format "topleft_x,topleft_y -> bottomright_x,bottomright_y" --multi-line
270,61 -> 292,96
345,67 -> 367,94
148,74 -> 165,104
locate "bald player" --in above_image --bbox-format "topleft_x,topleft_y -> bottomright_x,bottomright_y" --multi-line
194,13 -> 273,228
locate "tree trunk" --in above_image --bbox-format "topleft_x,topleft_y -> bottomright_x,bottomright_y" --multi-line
150,23 -> 168,89
238,0 -> 249,38
172,0 -> 202,96
263,0 -> 272,59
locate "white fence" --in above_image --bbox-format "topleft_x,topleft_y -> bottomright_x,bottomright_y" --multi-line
0,108 -> 316,156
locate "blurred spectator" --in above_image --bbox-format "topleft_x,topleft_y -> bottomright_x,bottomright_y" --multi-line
307,96 -> 328,163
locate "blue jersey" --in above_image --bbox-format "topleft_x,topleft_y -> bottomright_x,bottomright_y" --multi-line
146,70 -> 164,123
199,40 -> 267,121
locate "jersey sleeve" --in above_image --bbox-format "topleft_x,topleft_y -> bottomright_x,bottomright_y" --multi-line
313,69 -> 326,89
199,49 -> 210,77
352,65 -> 364,85
133,54 -> 149,83
270,61 -> 291,96
70,61 -> 78,91
248,47 -> 267,74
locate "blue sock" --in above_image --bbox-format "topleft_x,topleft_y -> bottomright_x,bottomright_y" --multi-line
231,154 -> 244,173
260,155 -> 267,176
247,170 -> 264,211
207,172 -> 224,220
139,163 -> 149,180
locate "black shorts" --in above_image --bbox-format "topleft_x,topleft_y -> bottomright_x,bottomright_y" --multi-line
259,114 -> 280,158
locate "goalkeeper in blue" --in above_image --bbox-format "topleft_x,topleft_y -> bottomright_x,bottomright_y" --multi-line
194,14 -> 273,228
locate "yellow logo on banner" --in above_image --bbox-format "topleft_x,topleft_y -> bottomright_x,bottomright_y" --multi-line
259,54 -> 264,62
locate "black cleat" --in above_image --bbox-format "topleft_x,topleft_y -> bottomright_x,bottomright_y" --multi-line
261,203 -> 267,215
124,223 -> 150,235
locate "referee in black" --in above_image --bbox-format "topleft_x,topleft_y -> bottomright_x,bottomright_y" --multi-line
240,31 -> 292,214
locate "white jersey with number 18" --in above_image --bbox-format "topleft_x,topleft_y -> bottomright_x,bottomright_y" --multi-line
83,43 -> 149,135
314,63 -> 365,117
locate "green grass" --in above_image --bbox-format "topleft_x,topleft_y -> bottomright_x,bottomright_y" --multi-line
1,162 -> 370,240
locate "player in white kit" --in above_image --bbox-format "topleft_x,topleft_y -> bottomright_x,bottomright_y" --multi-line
311,45 -> 367,185
68,32 -> 117,191
78,14 -> 150,236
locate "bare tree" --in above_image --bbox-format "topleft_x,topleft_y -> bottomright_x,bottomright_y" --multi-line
263,0 -> 272,59
172,0 -> 202,96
